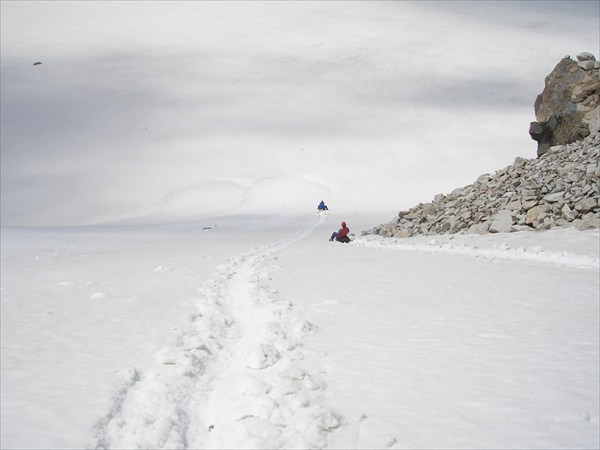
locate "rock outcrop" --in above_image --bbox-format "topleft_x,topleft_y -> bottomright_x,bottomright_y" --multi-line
366,53 -> 600,238
366,134 -> 599,238
529,52 -> 599,157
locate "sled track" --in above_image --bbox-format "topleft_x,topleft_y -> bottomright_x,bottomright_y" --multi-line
353,236 -> 600,270
93,214 -> 342,449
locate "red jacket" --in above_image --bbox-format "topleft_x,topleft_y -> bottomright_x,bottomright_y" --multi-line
338,225 -> 349,239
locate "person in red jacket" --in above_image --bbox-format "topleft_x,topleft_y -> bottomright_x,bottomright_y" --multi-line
330,221 -> 351,243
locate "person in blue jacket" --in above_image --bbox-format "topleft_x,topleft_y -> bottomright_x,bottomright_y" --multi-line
318,200 -> 329,211
330,221 -> 351,243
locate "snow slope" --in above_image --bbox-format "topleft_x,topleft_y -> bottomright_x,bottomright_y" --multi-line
277,216 -> 599,449
2,1 -> 599,226
93,214 -> 339,449
2,213 -> 599,449
1,1 -> 599,449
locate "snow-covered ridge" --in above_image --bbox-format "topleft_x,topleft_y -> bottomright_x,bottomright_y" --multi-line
354,233 -> 600,270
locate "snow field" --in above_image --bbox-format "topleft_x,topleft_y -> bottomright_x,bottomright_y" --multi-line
92,213 -> 343,449
2,1 -> 598,226
354,233 -> 600,270
272,215 -> 600,449
2,0 -> 599,448
0,220 -> 291,448
1,213 -> 599,448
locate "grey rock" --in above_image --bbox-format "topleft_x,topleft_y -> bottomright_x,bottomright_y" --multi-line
575,197 -> 598,213
526,204 -> 548,225
531,56 -> 599,156
578,61 -> 596,70
548,145 -> 567,153
366,82 -> 599,239
450,187 -> 465,197
577,52 -> 596,61
512,225 -> 534,232
577,212 -> 600,230
543,191 -> 565,203
522,189 -> 539,197
403,212 -> 420,220
476,174 -> 491,184
381,223 -> 397,237
467,222 -> 489,235
509,199 -> 523,211
561,203 -> 577,221
421,203 -> 436,216
489,210 -> 513,233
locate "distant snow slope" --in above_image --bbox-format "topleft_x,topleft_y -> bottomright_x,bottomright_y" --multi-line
2,1 -> 599,226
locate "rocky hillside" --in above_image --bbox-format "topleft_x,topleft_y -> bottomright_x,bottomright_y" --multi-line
367,53 -> 599,238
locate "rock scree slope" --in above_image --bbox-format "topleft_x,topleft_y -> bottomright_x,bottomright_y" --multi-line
368,52 -> 599,239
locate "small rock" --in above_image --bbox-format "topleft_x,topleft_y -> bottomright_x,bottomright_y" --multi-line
543,191 -> 565,203
476,174 -> 491,184
577,60 -> 596,70
489,210 -> 513,233
561,204 -> 578,221
575,197 -> 598,213
512,225 -> 533,232
576,52 -> 596,61
577,212 -> 600,230
526,204 -> 547,225
467,222 -> 489,235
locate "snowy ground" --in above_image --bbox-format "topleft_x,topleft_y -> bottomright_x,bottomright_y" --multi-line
2,1 -> 599,448
2,213 -> 598,449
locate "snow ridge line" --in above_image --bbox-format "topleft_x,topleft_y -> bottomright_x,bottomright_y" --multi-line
352,236 -> 600,270
92,213 -> 340,449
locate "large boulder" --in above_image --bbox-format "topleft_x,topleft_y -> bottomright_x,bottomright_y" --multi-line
529,53 -> 600,157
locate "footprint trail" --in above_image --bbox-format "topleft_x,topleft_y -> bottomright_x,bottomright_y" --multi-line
93,213 -> 341,449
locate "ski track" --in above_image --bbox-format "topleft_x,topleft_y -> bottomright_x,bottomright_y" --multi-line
92,213 -> 343,449
352,235 -> 600,270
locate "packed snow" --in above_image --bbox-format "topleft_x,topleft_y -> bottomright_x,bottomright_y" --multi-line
2,214 -> 598,448
1,1 -> 599,449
